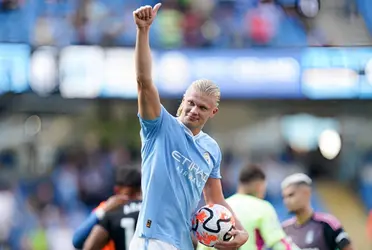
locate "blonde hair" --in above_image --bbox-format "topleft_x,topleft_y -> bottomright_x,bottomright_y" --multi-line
176,79 -> 220,117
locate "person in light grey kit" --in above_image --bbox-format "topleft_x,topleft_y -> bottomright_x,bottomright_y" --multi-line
281,173 -> 354,250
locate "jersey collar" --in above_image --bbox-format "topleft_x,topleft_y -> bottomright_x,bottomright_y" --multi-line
294,213 -> 315,228
176,118 -> 204,140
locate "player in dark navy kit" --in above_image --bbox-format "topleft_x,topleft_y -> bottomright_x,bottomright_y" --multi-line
281,173 -> 354,250
83,167 -> 142,250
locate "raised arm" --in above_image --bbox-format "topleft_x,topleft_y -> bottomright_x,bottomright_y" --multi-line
133,3 -> 162,120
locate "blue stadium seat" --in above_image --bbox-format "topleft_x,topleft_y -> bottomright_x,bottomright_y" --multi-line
360,182 -> 372,210
357,0 -> 372,35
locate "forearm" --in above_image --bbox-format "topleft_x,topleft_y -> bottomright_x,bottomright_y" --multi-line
271,237 -> 301,250
72,213 -> 99,249
135,27 -> 153,84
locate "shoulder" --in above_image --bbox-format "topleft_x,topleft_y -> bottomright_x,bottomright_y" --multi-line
139,105 -> 176,124
159,105 -> 178,123
281,217 -> 296,228
228,195 -> 272,212
199,132 -> 221,155
249,197 -> 277,217
313,212 -> 342,230
261,199 -> 278,213
243,195 -> 271,207
200,132 -> 219,147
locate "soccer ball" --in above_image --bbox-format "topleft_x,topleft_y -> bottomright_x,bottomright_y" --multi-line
191,204 -> 235,247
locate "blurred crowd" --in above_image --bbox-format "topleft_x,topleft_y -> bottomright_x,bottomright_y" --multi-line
1,0 -> 366,48
0,143 -> 140,249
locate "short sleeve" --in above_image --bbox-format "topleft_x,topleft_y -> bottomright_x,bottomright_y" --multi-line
208,148 -> 222,179
259,203 -> 286,247
323,223 -> 351,249
138,105 -> 169,140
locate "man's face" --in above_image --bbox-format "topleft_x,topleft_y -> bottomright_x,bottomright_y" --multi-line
179,88 -> 218,132
282,184 -> 309,213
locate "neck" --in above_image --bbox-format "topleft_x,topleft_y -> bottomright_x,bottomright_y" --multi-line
191,128 -> 201,136
295,206 -> 313,225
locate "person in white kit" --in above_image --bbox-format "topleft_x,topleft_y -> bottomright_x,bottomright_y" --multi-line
130,3 -> 248,250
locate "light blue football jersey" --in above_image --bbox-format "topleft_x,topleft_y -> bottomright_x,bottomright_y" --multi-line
135,105 -> 222,250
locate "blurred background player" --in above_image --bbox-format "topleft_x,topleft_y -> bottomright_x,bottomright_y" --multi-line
197,165 -> 300,250
281,173 -> 354,250
83,167 -> 141,250
131,3 -> 248,250
72,166 -> 140,250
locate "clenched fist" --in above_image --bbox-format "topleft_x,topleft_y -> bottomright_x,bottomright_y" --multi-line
133,3 -> 162,29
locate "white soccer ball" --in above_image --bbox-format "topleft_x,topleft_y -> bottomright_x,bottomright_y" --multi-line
191,204 -> 235,247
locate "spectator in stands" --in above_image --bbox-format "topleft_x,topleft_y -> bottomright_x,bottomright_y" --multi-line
244,0 -> 280,46
153,0 -> 184,48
